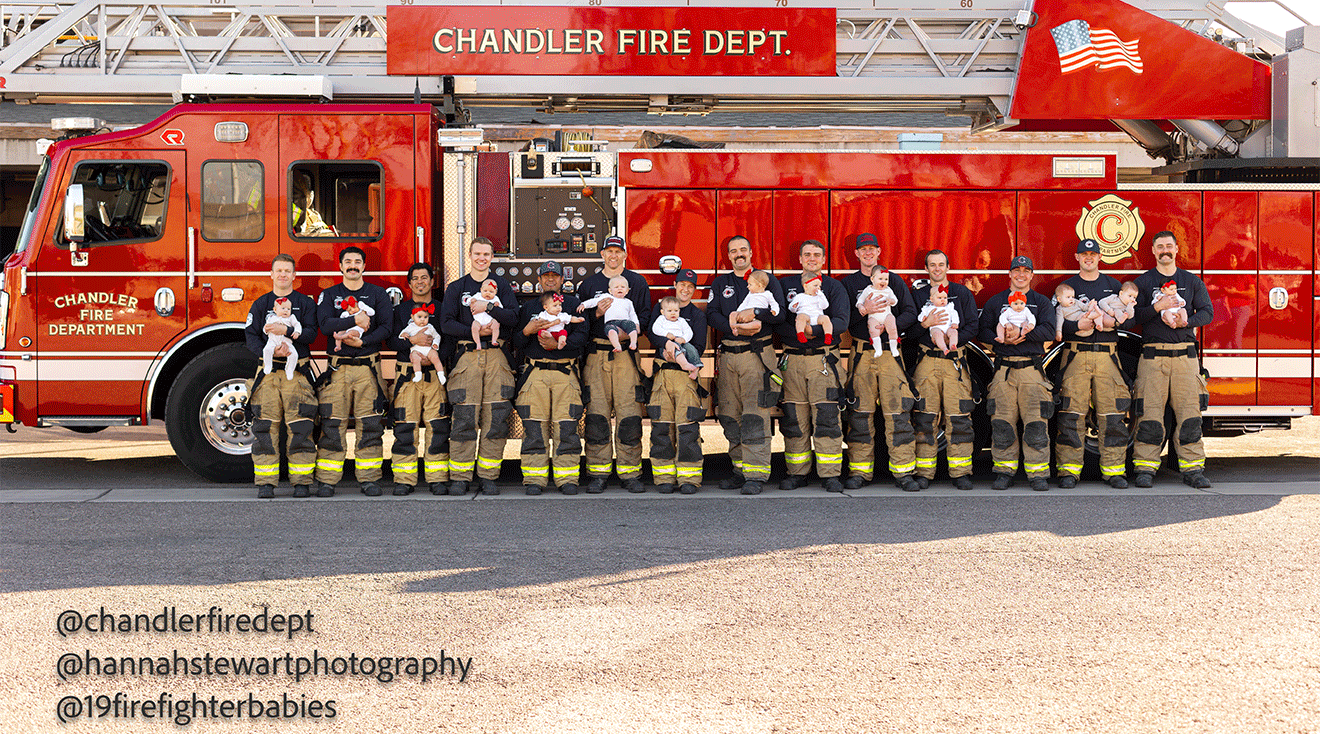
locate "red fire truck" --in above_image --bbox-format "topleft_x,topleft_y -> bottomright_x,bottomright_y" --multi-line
0,0 -> 1316,481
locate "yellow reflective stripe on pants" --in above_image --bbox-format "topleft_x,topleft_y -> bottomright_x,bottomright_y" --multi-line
424,460 -> 448,473
676,467 -> 702,479
477,456 -> 502,470
816,452 -> 842,466
617,464 -> 642,475
1100,464 -> 1126,476
994,460 -> 1017,473
1133,459 -> 1160,471
889,460 -> 915,474
253,464 -> 279,477
652,463 -> 676,476
551,466 -> 579,481
587,463 -> 613,475
849,461 -> 873,474
449,460 -> 475,472
1179,458 -> 1205,471
1058,463 -> 1083,476
1024,462 -> 1049,474
947,457 -> 972,468
743,464 -> 771,475
785,452 -> 812,466
356,458 -> 384,470
524,466 -> 549,478
915,457 -> 937,469
317,459 -> 342,472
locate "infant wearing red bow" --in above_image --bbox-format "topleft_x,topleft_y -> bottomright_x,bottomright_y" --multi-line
399,305 -> 446,383
333,296 -> 376,353
533,292 -> 585,349
917,283 -> 961,354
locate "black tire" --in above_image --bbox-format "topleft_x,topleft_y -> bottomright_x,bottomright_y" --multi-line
165,343 -> 259,483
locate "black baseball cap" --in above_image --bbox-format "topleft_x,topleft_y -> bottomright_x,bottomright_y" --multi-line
674,269 -> 698,286
856,232 -> 879,249
538,261 -> 564,276
1076,239 -> 1101,254
602,235 -> 626,252
1009,255 -> 1034,271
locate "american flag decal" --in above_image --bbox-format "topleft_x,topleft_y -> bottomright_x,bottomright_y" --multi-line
1051,19 -> 1143,74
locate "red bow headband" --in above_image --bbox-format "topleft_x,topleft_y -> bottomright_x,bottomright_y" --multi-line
1162,279 -> 1177,289
274,297 -> 289,305
412,303 -> 434,316
1008,291 -> 1027,303
552,293 -> 564,303
937,284 -> 948,294
341,296 -> 358,309
804,274 -> 822,285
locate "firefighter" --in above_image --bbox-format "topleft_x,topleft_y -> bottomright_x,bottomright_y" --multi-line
390,262 -> 452,496
647,269 -> 708,494
708,235 -> 786,495
910,249 -> 980,490
776,240 -> 850,491
1131,231 -> 1214,489
513,261 -> 588,495
577,234 -> 652,493
1055,239 -> 1135,489
313,247 -> 392,496
437,237 -> 519,495
244,254 -> 319,498
840,233 -> 920,492
977,256 -> 1057,491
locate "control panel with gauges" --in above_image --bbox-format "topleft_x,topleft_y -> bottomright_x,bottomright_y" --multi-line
511,151 -> 616,258
491,260 -> 606,298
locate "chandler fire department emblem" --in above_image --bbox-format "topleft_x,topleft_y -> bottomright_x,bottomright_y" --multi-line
1075,194 -> 1145,264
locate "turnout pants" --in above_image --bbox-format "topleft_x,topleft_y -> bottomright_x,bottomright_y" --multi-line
516,360 -> 583,489
913,349 -> 975,480
448,348 -> 515,482
1133,347 -> 1207,475
716,343 -> 781,482
1056,345 -> 1130,480
780,351 -> 844,479
987,361 -> 1053,480
315,358 -> 387,485
390,364 -> 450,487
583,343 -> 645,481
845,347 -> 916,480
249,358 -> 317,487
648,365 -> 705,487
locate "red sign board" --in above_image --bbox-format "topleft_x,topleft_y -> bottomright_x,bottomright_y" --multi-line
387,7 -> 836,77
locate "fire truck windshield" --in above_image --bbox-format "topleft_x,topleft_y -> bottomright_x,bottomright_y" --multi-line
11,156 -> 49,258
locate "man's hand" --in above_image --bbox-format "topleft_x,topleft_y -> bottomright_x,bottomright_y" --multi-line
663,341 -> 677,361
263,322 -> 288,336
860,294 -> 886,316
410,331 -> 432,346
1152,295 -> 1173,312
343,334 -> 364,348
1004,324 -> 1031,344
470,299 -> 489,315
272,342 -> 293,358
594,297 -> 614,316
921,309 -> 950,329
523,317 -> 554,336
353,311 -> 371,330
1077,317 -> 1095,331
537,331 -> 559,350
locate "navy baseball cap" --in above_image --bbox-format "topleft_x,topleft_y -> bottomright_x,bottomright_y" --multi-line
602,235 -> 626,252
537,261 -> 564,276
855,232 -> 879,249
1076,239 -> 1101,254
1009,255 -> 1034,271
674,269 -> 698,286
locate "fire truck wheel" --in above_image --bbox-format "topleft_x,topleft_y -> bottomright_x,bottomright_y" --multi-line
165,343 -> 259,483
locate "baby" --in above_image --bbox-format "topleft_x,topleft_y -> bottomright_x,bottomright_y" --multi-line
1096,281 -> 1139,329
732,270 -> 780,326
466,279 -> 502,349
533,292 -> 584,350
579,275 -> 640,352
789,274 -> 833,345
398,306 -> 446,384
997,291 -> 1036,342
332,295 -> 375,353
262,297 -> 301,379
1155,279 -> 1188,328
1054,283 -> 1097,341
856,267 -> 899,357
651,296 -> 703,380
918,284 -> 961,354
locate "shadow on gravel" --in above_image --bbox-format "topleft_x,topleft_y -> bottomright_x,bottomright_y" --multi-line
0,473 -> 1294,595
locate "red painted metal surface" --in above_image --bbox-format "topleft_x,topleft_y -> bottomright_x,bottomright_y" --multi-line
387,7 -> 835,77
1011,0 -> 1269,120
625,189 -> 719,285
1258,192 -> 1312,351
716,191 -> 774,273
620,151 -> 1116,192
772,191 -> 829,274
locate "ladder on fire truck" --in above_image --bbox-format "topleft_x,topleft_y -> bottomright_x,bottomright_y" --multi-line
0,0 -> 1301,129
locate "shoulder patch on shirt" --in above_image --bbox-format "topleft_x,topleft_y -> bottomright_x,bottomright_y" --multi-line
722,285 -> 735,300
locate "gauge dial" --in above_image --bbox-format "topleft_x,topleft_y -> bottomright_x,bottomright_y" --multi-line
556,216 -> 571,231
571,216 -> 586,230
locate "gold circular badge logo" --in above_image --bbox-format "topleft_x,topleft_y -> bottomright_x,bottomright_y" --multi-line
1075,194 -> 1145,264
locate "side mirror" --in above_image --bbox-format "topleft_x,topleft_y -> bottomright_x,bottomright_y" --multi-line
64,184 -> 85,249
